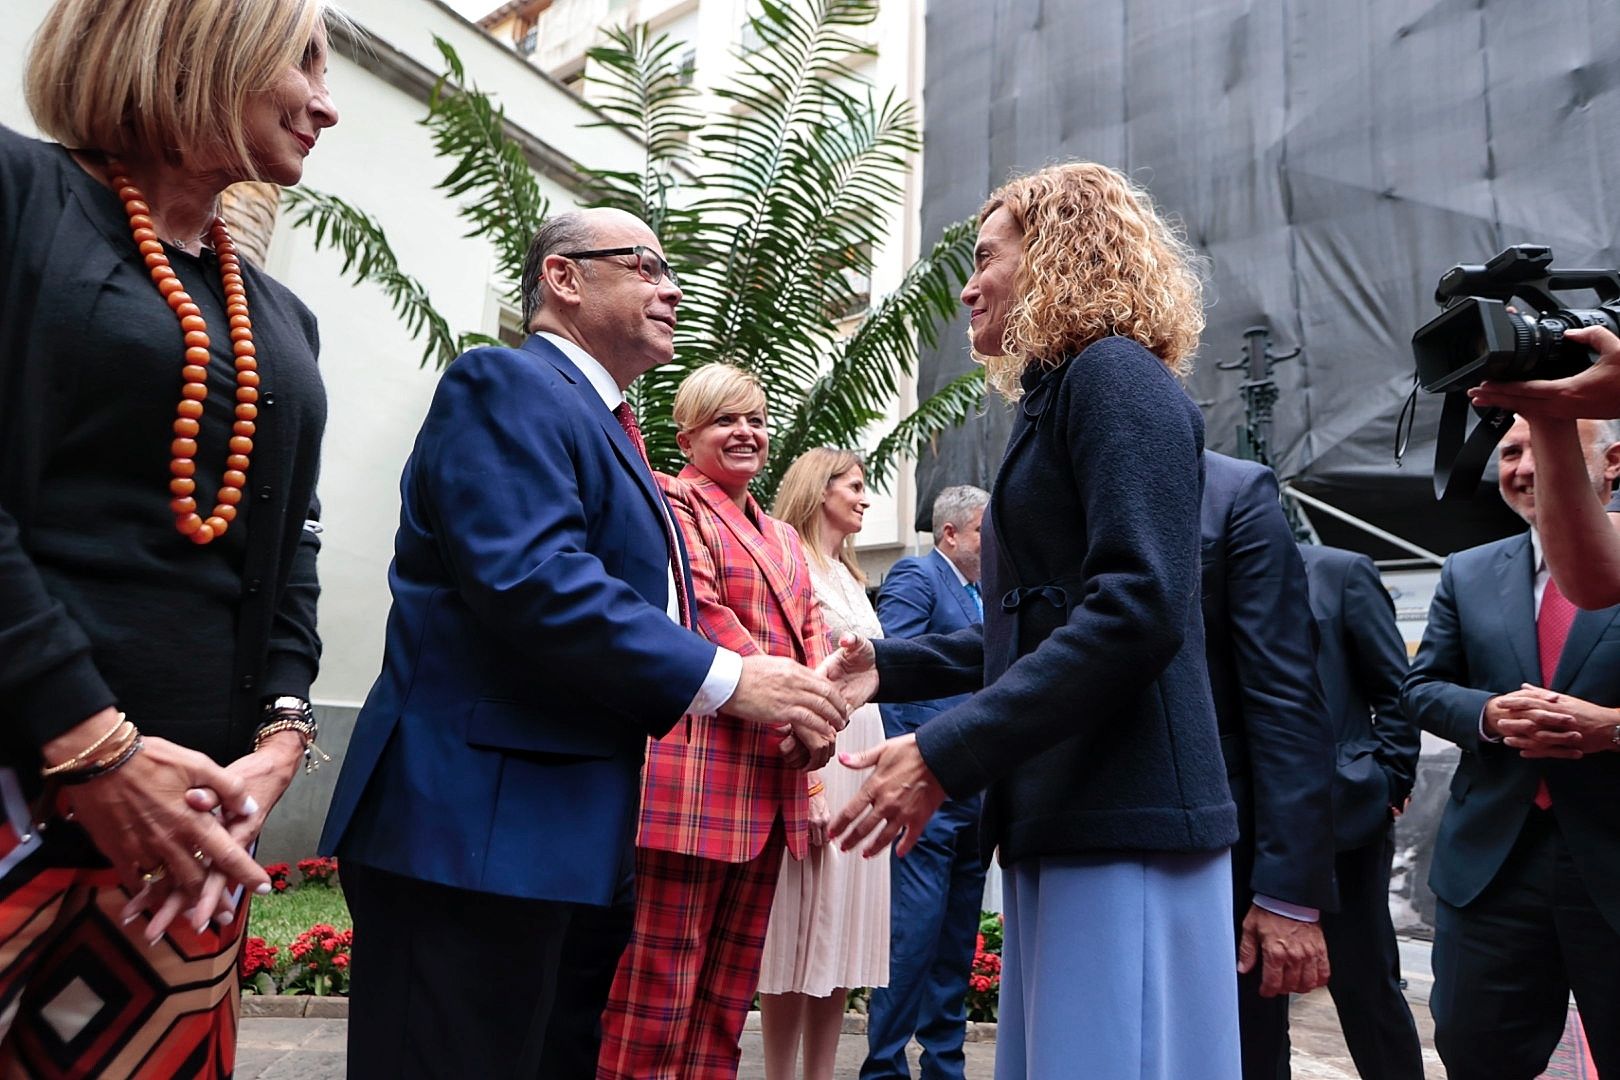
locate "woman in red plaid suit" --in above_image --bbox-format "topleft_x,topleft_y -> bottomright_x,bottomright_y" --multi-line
599,364 -> 828,1079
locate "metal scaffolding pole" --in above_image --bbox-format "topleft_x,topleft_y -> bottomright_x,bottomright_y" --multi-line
1280,484 -> 1445,567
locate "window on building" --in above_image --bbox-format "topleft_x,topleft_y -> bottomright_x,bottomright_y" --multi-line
497,304 -> 527,348
835,242 -> 873,321
517,26 -> 539,55
677,48 -> 697,87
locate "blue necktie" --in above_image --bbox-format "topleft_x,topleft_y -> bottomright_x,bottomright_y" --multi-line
964,581 -> 984,619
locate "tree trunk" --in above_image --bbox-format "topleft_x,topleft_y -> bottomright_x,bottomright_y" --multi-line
220,181 -> 282,269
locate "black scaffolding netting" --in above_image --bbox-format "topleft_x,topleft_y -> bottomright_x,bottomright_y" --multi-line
910,0 -> 1620,557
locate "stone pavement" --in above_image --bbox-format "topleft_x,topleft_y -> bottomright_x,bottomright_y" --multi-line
236,937 -> 1460,1078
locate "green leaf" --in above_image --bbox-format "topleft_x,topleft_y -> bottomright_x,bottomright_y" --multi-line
281,187 -> 461,368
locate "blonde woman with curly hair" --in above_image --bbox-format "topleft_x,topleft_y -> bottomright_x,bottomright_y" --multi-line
825,162 -> 1242,1077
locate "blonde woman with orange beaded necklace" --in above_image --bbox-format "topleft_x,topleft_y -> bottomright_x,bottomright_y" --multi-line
0,2 -> 339,1075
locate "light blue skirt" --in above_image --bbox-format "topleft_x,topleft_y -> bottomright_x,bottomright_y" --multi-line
996,848 -> 1241,1079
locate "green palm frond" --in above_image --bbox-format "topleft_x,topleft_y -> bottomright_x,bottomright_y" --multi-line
682,0 -> 883,378
771,219 -> 978,480
281,188 -> 461,368
581,26 -> 707,268
866,367 -> 989,490
424,34 -> 550,304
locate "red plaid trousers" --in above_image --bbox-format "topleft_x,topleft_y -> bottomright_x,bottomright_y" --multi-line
597,822 -> 786,1079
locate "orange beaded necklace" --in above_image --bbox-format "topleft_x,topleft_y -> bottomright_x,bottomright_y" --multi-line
109,159 -> 259,546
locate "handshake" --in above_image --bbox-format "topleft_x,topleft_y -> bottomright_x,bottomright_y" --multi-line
725,633 -> 879,770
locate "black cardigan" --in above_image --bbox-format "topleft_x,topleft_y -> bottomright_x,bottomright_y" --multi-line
874,337 -> 1238,864
0,126 -> 326,777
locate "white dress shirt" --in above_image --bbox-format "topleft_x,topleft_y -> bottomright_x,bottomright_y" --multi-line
537,332 -> 741,715
1478,528 -> 1547,745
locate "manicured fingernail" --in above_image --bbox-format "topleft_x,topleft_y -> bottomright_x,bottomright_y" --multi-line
122,912 -> 140,926
242,796 -> 260,816
255,882 -> 272,895
217,910 -> 234,926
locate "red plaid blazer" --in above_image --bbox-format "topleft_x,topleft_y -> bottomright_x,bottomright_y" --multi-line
637,466 -> 827,863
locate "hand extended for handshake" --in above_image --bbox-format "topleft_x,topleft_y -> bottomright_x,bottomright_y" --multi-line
734,633 -> 952,861
727,653 -> 852,770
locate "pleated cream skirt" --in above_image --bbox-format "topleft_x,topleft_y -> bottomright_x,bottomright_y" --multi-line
755,701 -> 890,997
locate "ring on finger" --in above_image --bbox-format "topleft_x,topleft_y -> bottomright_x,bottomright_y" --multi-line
137,863 -> 167,884
191,849 -> 208,865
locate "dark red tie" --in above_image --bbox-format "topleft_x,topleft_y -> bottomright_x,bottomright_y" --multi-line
614,402 -> 690,627
1533,575 -> 1576,809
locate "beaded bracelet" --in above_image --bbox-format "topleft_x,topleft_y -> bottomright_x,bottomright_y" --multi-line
254,717 -> 331,774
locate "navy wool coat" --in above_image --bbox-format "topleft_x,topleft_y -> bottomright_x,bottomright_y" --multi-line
872,337 -> 1238,864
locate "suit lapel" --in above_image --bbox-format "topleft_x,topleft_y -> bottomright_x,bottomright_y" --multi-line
682,467 -> 804,646
1495,535 -> 1541,687
933,550 -> 978,626
1552,605 -> 1620,691
522,336 -> 669,528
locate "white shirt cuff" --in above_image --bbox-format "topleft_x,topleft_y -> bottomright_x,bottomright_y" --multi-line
1479,704 -> 1503,743
688,647 -> 742,716
1253,894 -> 1320,923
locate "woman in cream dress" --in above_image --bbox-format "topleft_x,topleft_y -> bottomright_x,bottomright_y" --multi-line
758,448 -> 890,1080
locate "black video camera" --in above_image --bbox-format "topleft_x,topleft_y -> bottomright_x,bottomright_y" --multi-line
1408,245 -> 1620,499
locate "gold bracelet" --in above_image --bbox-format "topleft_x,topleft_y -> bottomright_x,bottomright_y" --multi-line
41,713 -> 132,778
80,724 -> 139,772
806,781 -> 826,798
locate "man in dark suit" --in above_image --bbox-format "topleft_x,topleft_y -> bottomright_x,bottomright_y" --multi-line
1200,450 -> 1337,1080
1297,544 -> 1424,1079
319,209 -> 847,1079
862,484 -> 989,1080
1402,416 -> 1620,1079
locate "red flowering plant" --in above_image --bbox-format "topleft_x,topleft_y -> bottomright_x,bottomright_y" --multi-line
239,936 -> 280,995
281,923 -> 353,996
296,856 -> 340,888
964,912 -> 1003,1022
262,862 -> 292,893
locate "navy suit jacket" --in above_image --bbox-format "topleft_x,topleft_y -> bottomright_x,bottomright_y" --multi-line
1299,544 -> 1420,852
319,336 -> 716,905
1199,452 -> 1337,911
1402,532 -> 1620,931
875,549 -> 980,736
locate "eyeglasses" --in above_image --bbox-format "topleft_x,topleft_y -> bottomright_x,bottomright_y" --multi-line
561,245 -> 680,289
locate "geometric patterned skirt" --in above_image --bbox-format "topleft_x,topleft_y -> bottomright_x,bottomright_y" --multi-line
0,768 -> 246,1079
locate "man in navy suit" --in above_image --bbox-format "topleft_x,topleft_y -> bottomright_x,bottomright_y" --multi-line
1297,544 -> 1424,1079
1402,416 -> 1620,1079
1200,451 -> 1336,1080
862,484 -> 989,1080
319,209 -> 848,1079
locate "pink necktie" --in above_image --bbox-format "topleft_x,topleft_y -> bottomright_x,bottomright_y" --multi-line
614,402 -> 690,628
1533,576 -> 1576,810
